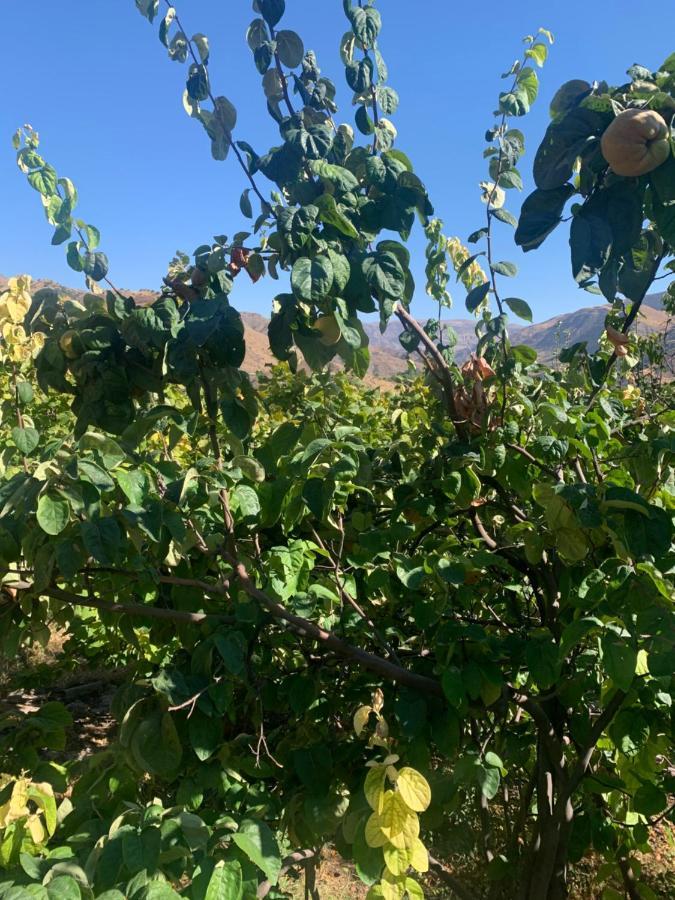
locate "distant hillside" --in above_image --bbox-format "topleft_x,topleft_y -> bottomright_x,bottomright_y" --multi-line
1,276 -> 671,380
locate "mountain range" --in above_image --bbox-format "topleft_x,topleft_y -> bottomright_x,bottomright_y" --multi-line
1,275 -> 671,384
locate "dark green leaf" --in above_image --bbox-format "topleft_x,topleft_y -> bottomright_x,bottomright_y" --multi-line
504,297 -> 533,321
466,282 -> 490,313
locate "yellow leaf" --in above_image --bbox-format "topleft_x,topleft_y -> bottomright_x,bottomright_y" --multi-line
354,705 -> 372,736
9,780 -> 29,820
8,275 -> 31,294
383,843 -> 411,876
388,812 -> 420,851
380,791 -> 416,841
479,181 -> 505,209
405,876 -> 424,899
635,649 -> 649,676
365,765 -> 387,812
5,293 -> 31,323
365,811 -> 388,848
409,838 -> 429,873
396,768 -> 431,813
381,872 -> 406,900
26,813 -> 45,845
386,766 -> 399,783
372,688 -> 385,713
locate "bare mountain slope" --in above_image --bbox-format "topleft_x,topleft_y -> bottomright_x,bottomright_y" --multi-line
1,276 -> 671,378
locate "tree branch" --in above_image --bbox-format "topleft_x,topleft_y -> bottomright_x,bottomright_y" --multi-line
226,555 -> 444,697
394,303 -> 467,437
257,850 -> 316,899
8,581 -> 233,626
509,689 -> 567,784
428,856 -> 482,900
567,689 -> 627,793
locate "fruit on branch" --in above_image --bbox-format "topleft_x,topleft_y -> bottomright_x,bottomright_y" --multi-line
605,324 -> 630,357
600,108 -> 671,176
58,329 -> 83,360
313,315 -> 341,346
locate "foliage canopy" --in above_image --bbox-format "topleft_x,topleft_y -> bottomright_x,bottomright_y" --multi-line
1,3 -> 674,899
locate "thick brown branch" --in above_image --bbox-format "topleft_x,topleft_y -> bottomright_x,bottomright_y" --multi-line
567,689 -> 627,793
227,556 -> 444,697
428,855 -> 482,900
506,443 -> 562,481
257,850 -> 316,899
510,689 -> 567,784
471,509 -> 497,550
394,303 -> 467,437
9,581 -> 233,626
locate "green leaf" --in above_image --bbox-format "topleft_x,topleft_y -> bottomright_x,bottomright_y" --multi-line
214,631 -> 247,676
80,517 -> 121,566
291,256 -> 334,302
189,711 -> 222,762
246,18 -> 269,50
82,251 -> 109,282
131,711 -> 183,777
309,160 -> 359,193
275,30 -> 304,68
117,469 -> 148,507
187,63 -> 210,101
12,426 -> 40,455
135,0 -> 159,23
442,667 -> 466,709
515,185 -> 576,251
498,167 -> 523,190
37,494 -> 70,536
362,251 -> 406,300
144,883 -> 182,900
239,189 -> 253,218
346,58 -> 373,93
232,820 -> 282,884
204,861 -> 243,900
492,261 -> 517,277
476,762 -> 500,800
602,636 -> 637,692
650,151 -> 675,205
46,877 -> 81,900
510,344 -> 537,366
27,165 -> 58,196
259,0 -> 285,28
492,208 -> 518,227
159,7 -> 175,47
377,86 -> 399,115
526,637 -> 560,689
314,194 -> 359,238
533,107 -> 608,190
570,211 -> 612,282
499,68 -> 538,117
348,6 -> 381,46
232,485 -> 261,520
525,43 -> 548,67
465,282 -> 490,313
504,297 -> 533,321
77,459 -> 115,492
232,455 -> 265,483
633,783 -> 667,817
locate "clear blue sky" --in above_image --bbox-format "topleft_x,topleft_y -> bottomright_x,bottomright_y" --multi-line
2,1 -> 673,323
